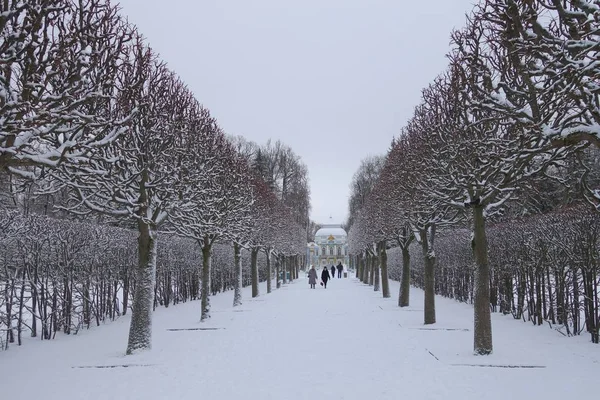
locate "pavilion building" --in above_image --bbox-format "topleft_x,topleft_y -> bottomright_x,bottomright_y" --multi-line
306,224 -> 348,268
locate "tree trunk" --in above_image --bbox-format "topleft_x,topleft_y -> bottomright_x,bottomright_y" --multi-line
362,252 -> 368,283
233,242 -> 242,307
266,249 -> 272,294
200,238 -> 212,322
359,254 -> 365,282
399,246 -> 411,307
380,241 -> 390,298
369,253 -> 374,286
572,267 -> 580,334
472,205 -> 493,355
546,268 -> 555,324
125,222 -> 157,355
30,263 -> 39,337
63,274 -> 72,334
251,247 -> 259,298
122,272 -> 129,316
276,255 -> 281,289
282,256 -> 287,285
17,267 -> 26,345
292,255 -> 296,280
30,269 -> 38,337
373,250 -> 380,292
421,227 -> 436,325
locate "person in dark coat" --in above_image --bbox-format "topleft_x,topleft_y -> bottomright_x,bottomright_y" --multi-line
308,266 -> 317,289
321,267 -> 331,288
337,262 -> 343,278
330,265 -> 336,279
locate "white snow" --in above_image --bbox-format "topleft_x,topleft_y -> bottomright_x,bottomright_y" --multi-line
0,277 -> 598,400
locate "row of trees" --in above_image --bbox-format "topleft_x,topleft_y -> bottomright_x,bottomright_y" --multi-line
348,0 -> 600,354
0,0 -> 310,354
384,207 -> 599,342
0,211 -> 303,351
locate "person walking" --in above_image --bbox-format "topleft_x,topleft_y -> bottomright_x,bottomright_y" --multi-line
337,262 -> 343,278
308,266 -> 317,289
321,267 -> 331,288
330,265 -> 336,279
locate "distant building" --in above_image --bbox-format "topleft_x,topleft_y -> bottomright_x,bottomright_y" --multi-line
306,242 -> 319,268
306,224 -> 348,267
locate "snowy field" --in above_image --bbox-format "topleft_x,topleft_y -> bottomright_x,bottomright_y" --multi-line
1,275 -> 598,400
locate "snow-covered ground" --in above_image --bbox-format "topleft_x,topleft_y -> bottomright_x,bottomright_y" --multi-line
1,275 -> 598,400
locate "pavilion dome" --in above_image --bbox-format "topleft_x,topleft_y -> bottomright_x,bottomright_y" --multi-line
315,225 -> 347,238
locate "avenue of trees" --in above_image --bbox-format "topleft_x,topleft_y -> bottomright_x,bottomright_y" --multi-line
0,0 -> 309,353
348,0 -> 600,354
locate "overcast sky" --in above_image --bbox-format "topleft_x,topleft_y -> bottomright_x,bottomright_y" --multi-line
116,0 -> 475,225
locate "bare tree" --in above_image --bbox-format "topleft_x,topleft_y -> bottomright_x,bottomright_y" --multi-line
0,0 -> 134,177
54,40 -> 198,353
169,125 -> 254,321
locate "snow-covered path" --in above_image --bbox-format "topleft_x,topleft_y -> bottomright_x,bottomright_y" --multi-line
1,276 -> 598,400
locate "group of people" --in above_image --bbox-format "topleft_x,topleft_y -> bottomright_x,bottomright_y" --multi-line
307,262 -> 344,289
